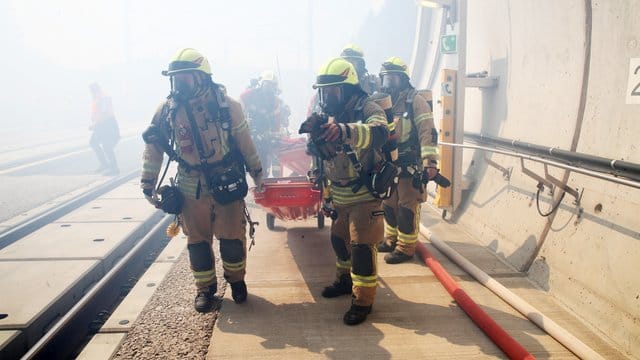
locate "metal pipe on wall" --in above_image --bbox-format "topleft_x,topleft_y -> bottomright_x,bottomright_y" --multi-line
440,141 -> 640,189
465,132 -> 640,181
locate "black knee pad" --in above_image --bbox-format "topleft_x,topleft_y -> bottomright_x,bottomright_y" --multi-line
187,241 -> 213,271
383,204 -> 397,227
330,235 -> 350,261
398,206 -> 416,234
351,244 -> 374,276
219,238 -> 244,263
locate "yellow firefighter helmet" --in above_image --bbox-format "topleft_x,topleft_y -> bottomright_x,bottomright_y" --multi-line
313,57 -> 359,89
379,56 -> 410,79
340,43 -> 364,59
259,70 -> 278,86
162,48 -> 212,76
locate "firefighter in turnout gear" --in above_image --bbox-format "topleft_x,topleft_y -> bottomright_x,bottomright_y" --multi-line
306,44 -> 379,118
301,57 -> 390,325
240,70 -> 291,177
377,56 -> 439,264
340,43 -> 380,95
140,48 -> 263,312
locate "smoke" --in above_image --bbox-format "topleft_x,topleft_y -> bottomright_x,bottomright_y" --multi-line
1,0 -> 417,134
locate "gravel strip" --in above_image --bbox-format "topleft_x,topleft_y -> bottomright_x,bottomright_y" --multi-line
112,246 -> 226,360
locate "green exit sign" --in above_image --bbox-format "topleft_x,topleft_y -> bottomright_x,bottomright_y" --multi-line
441,34 -> 457,54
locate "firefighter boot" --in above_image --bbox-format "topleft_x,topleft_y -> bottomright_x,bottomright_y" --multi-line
343,303 -> 372,325
230,280 -> 248,303
384,250 -> 414,264
321,273 -> 352,298
194,285 -> 217,313
377,241 -> 395,253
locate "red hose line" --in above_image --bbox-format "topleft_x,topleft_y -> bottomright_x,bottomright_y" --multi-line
416,242 -> 535,360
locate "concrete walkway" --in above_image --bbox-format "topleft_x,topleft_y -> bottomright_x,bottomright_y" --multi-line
207,206 -> 626,359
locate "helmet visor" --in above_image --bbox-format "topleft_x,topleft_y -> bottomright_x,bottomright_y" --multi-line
170,72 -> 197,101
381,73 -> 403,90
169,60 -> 200,72
318,86 -> 343,116
162,61 -> 201,76
314,74 -> 348,88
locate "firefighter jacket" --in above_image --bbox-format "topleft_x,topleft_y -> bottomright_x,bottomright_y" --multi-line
392,89 -> 438,169
240,88 -> 290,135
324,95 -> 389,206
141,86 -> 262,199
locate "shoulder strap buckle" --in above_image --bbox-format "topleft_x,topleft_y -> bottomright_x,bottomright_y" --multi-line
343,145 -> 363,172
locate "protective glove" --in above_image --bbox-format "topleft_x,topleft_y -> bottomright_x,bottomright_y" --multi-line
142,188 -> 159,207
421,160 -> 451,188
319,122 -> 345,143
423,160 -> 439,180
425,166 -> 438,180
156,185 -> 184,215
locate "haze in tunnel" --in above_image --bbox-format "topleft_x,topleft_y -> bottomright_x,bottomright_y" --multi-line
1,0 -> 417,136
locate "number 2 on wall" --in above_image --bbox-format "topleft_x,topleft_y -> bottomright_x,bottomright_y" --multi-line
626,59 -> 640,104
632,65 -> 640,96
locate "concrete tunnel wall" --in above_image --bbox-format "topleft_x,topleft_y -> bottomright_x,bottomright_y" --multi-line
411,0 -> 640,356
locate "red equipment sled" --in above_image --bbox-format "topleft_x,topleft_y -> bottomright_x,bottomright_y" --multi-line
253,176 -> 324,230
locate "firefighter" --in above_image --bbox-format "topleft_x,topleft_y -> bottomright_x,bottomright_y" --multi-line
340,43 -> 380,95
306,44 -> 379,118
140,48 -> 263,312
377,57 -> 439,264
89,83 -> 120,175
302,57 -> 390,325
240,70 -> 290,177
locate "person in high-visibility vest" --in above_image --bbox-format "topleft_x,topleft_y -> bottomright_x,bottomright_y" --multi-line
89,83 -> 120,175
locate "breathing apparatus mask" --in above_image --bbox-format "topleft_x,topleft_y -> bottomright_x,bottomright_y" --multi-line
169,71 -> 209,103
380,73 -> 408,102
318,84 -> 356,118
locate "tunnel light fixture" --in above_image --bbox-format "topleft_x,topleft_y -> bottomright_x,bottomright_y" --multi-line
417,0 -> 457,25
418,0 -> 453,8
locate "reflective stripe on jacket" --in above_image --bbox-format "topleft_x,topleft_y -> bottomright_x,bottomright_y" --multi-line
141,87 -> 261,198
393,89 -> 438,167
324,95 -> 389,205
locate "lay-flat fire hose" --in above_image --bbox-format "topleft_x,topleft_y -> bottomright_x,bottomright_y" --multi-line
419,224 -> 605,360
415,240 -> 534,360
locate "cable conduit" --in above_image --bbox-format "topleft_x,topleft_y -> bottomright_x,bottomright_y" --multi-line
419,224 -> 605,360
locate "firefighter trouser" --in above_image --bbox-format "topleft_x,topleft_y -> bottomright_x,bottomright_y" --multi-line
331,200 -> 383,307
382,177 -> 424,256
180,194 -> 247,289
